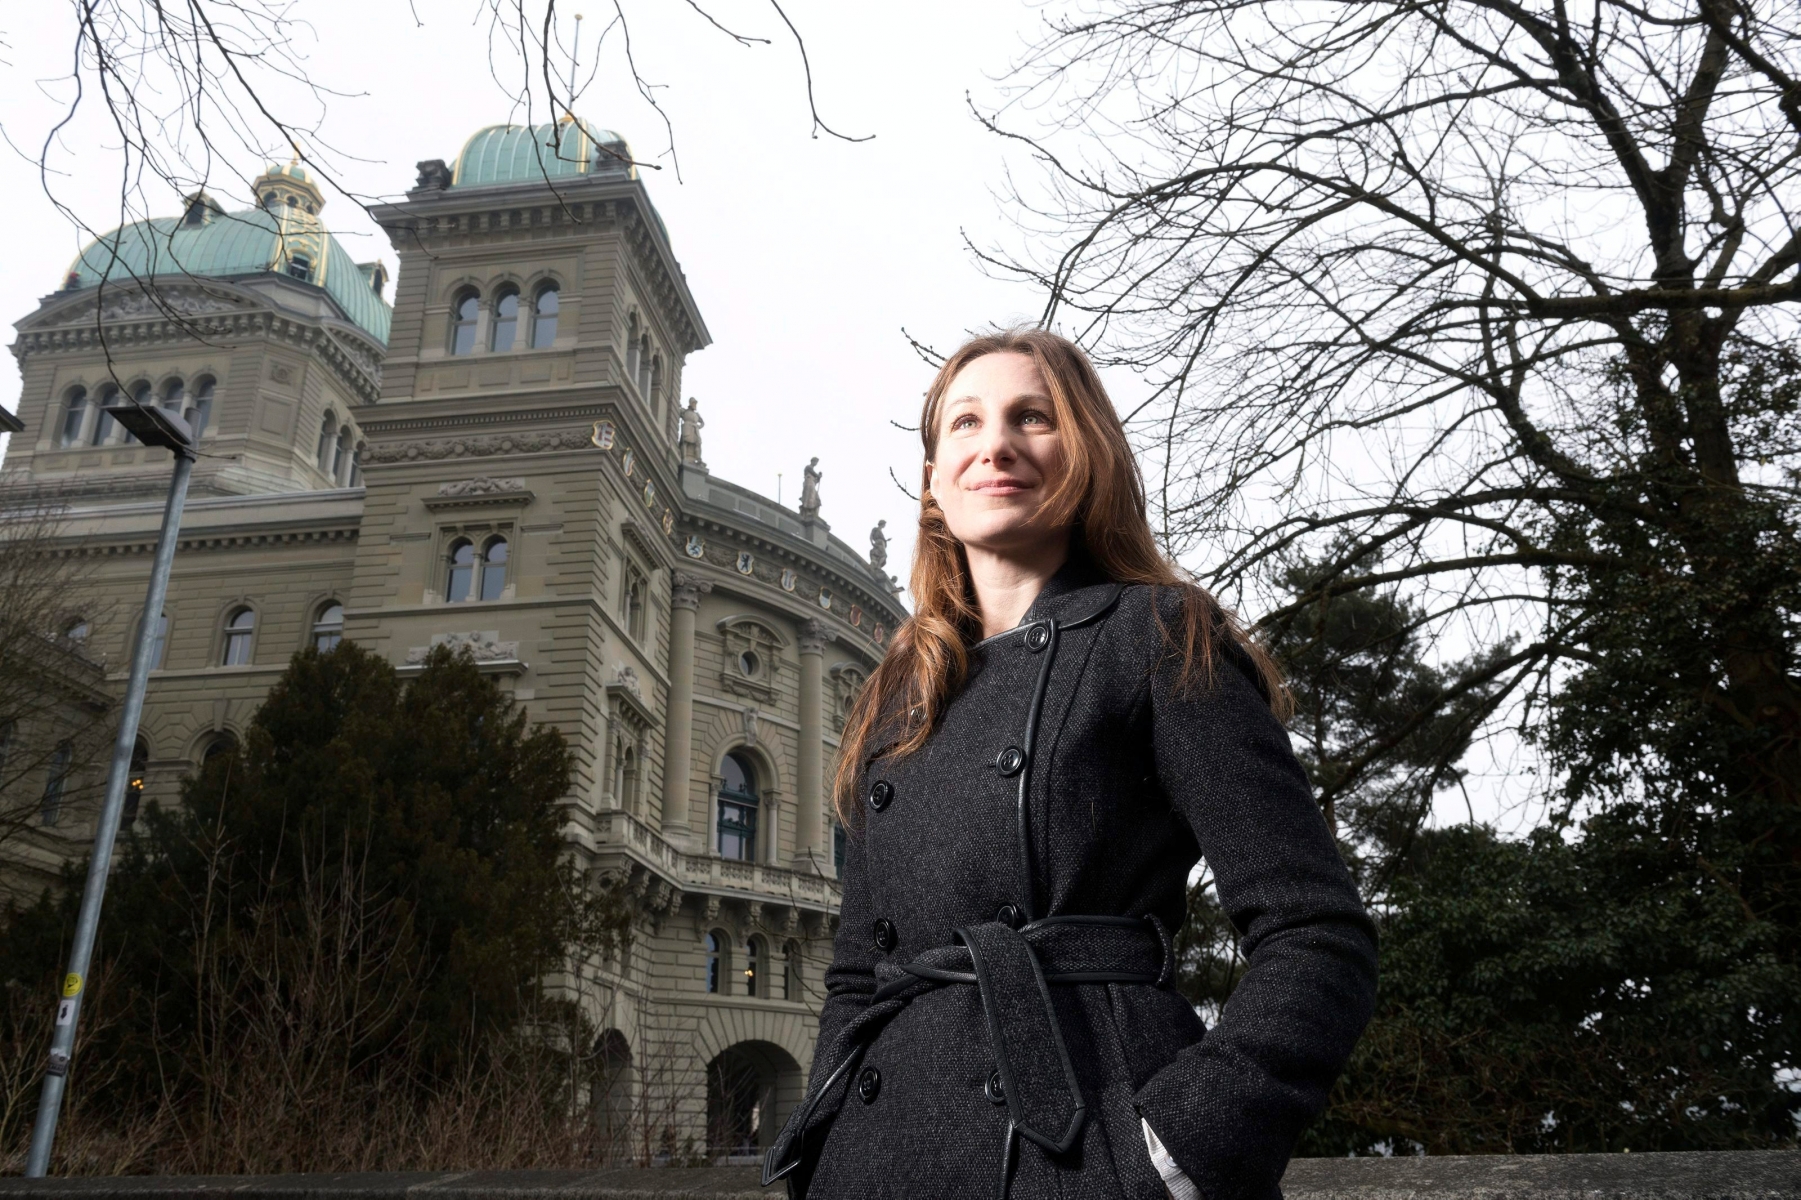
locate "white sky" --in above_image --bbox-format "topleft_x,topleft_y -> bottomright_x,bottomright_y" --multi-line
0,0 -> 1076,590
0,1 -> 1537,832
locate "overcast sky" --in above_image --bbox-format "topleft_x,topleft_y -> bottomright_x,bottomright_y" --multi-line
0,2 -> 1537,832
0,0 -> 1081,588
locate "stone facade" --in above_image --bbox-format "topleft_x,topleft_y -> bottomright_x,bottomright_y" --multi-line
1,136 -> 904,1161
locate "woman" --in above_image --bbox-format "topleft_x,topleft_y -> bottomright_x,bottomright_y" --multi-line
763,330 -> 1377,1199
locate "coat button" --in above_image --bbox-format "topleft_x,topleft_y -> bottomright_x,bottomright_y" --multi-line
996,903 -> 1023,929
868,779 -> 894,811
858,1066 -> 882,1104
1024,623 -> 1051,652
872,917 -> 898,953
985,1070 -> 1007,1104
996,747 -> 1025,777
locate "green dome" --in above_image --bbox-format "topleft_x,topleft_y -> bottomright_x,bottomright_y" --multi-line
66,205 -> 391,344
453,117 -> 634,188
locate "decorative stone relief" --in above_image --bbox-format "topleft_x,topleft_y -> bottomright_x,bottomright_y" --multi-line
365,429 -> 594,463
612,664 -> 643,699
405,630 -> 519,663
438,476 -> 526,497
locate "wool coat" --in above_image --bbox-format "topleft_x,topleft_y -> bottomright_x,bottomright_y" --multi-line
764,560 -> 1379,1200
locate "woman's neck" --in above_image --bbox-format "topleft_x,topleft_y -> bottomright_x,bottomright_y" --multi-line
965,534 -> 1071,639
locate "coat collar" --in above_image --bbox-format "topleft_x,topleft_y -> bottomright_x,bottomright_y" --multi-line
977,555 -> 1123,649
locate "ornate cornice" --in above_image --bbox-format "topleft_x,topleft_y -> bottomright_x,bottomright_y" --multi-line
13,285 -> 384,402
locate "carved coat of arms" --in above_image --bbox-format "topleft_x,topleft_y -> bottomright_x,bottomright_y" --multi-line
736,551 -> 755,575
817,587 -> 833,610
780,568 -> 797,592
685,535 -> 705,559
591,421 -> 615,450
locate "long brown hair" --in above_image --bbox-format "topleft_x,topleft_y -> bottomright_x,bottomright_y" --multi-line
832,328 -> 1286,824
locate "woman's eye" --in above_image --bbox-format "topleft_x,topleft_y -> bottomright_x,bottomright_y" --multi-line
950,415 -> 977,431
1020,410 -> 1052,427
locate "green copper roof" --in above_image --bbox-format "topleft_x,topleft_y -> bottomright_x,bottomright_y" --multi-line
67,206 -> 391,343
453,118 -> 634,188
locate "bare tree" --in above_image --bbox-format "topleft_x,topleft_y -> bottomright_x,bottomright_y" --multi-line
38,0 -> 867,376
0,493 -> 111,867
987,0 -> 1801,832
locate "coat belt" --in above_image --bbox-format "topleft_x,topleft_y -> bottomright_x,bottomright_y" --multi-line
762,915 -> 1172,1188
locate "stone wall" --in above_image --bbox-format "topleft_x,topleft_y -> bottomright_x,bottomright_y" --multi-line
1,1153 -> 1796,1200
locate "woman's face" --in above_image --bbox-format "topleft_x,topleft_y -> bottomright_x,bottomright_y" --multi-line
927,351 -> 1066,557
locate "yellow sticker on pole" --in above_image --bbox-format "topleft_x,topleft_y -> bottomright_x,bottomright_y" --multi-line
62,973 -> 82,998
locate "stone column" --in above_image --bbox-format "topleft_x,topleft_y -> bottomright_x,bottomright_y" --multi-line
794,620 -> 827,871
661,572 -> 710,842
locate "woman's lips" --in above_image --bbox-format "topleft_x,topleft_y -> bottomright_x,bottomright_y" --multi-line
969,477 -> 1032,495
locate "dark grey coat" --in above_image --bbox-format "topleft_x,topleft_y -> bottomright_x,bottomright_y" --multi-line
765,561 -> 1378,1200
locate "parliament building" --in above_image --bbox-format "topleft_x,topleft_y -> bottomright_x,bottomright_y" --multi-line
0,117 -> 906,1160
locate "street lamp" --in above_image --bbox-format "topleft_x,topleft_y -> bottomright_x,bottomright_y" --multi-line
24,402 -> 196,1177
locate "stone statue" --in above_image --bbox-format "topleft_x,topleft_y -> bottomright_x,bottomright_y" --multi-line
678,397 -> 705,466
869,519 -> 889,570
799,456 -> 823,521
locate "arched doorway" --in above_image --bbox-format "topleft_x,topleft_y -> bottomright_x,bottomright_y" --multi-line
590,1029 -> 633,1163
705,1040 -> 802,1162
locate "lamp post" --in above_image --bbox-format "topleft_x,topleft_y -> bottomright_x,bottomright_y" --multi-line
24,403 -> 196,1177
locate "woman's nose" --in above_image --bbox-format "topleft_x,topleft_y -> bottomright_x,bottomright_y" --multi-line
978,426 -> 1016,466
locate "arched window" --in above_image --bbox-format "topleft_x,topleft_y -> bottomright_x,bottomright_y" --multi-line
717,752 -> 759,862
287,253 -> 312,281
41,740 -> 73,826
59,387 -> 90,447
637,336 -> 652,393
449,290 -> 479,355
202,733 -> 237,762
349,441 -> 365,487
744,936 -> 763,997
188,377 -> 215,440
221,607 -> 255,666
531,285 -> 559,347
479,536 -> 509,601
490,287 -> 520,352
91,385 -> 120,445
704,931 -> 724,994
124,739 -> 149,829
333,426 -> 353,483
621,561 -> 647,642
159,378 -> 185,416
148,610 -> 169,669
313,602 -> 344,651
263,191 -> 278,207
783,940 -> 801,1001
317,412 -> 337,473
123,382 -> 153,444
446,538 -> 475,602
613,742 -> 639,809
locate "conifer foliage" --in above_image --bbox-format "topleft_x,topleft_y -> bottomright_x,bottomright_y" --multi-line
0,643 -> 631,1172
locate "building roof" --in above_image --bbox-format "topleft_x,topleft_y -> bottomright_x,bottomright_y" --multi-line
452,117 -> 635,189
65,166 -> 392,343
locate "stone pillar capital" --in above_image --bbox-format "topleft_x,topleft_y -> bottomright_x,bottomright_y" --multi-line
798,618 -> 828,657
671,572 -> 713,611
